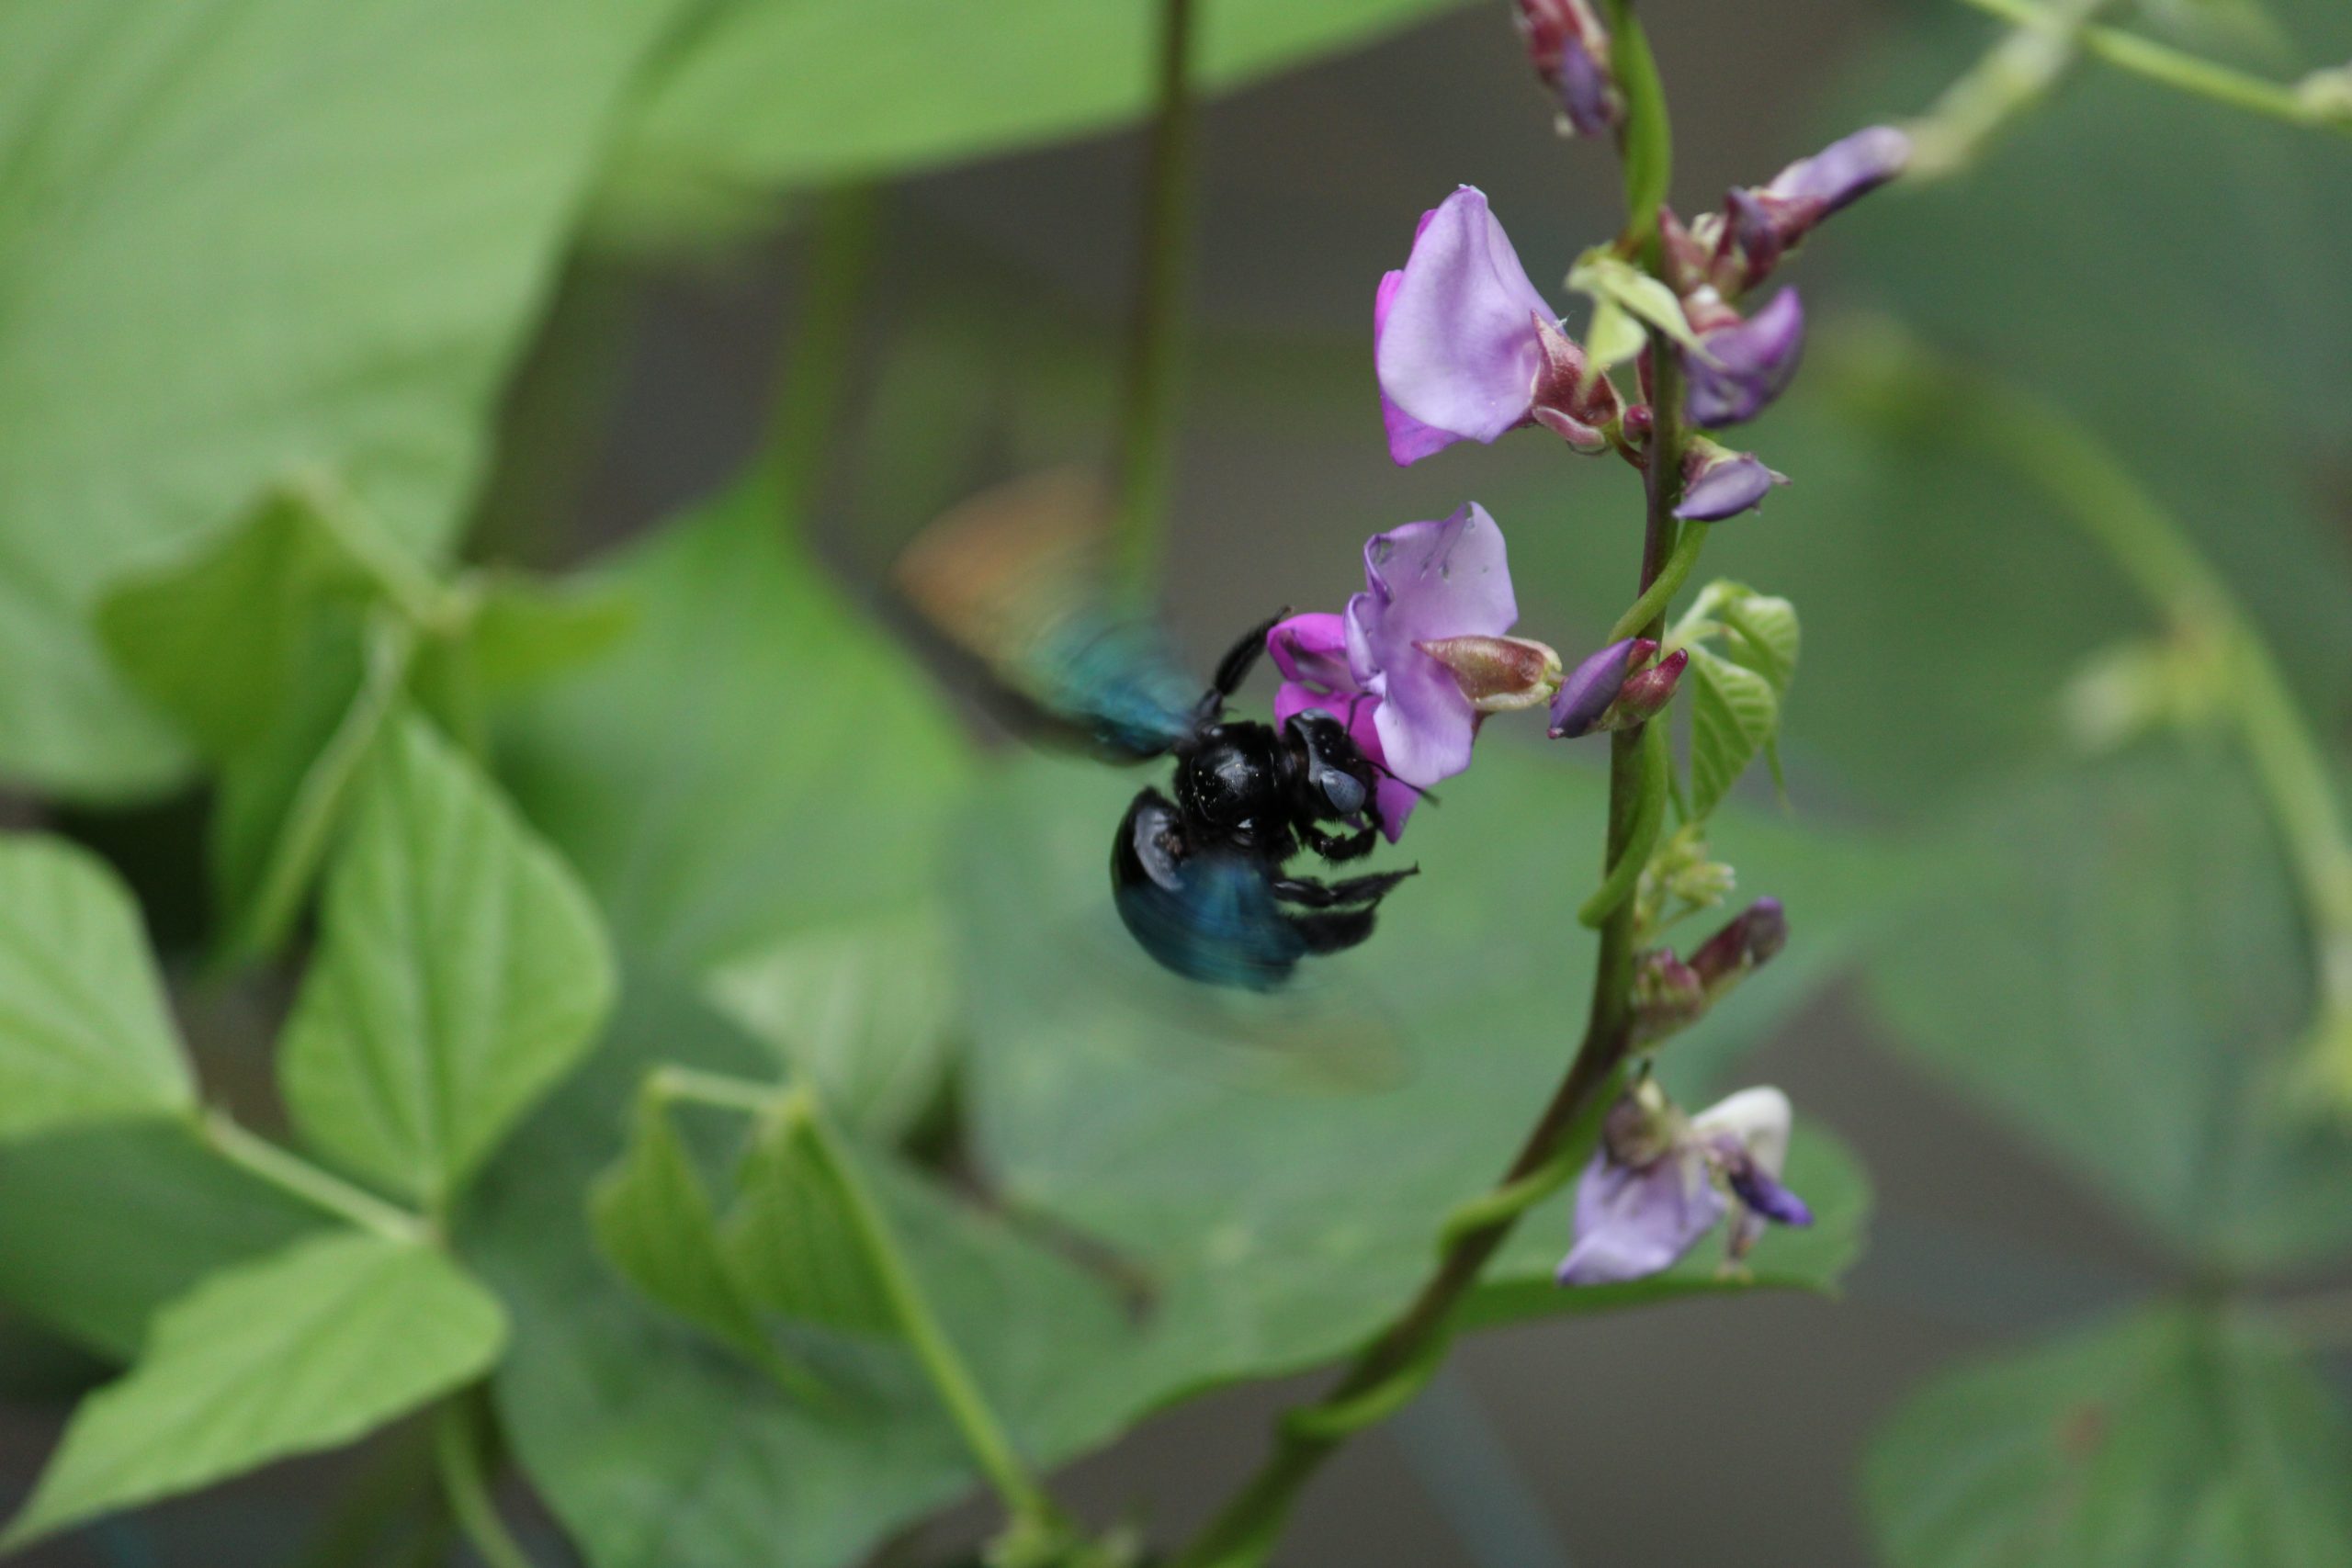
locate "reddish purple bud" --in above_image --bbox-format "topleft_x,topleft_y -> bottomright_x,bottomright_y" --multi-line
1631,950 -> 1706,1044
1713,126 -> 1912,293
1689,897 -> 1789,994
1608,648 -> 1686,727
1685,288 -> 1805,428
1530,316 -> 1622,453
1516,0 -> 1623,135
1675,439 -> 1788,521
1548,637 -> 1651,739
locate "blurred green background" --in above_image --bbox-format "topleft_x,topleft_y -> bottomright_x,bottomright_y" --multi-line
3,0 -> 2351,1563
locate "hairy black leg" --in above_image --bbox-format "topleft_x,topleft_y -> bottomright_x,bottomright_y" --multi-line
1305,822 -> 1377,863
1272,867 -> 1417,908
1205,611 -> 1288,704
1288,906 -> 1380,955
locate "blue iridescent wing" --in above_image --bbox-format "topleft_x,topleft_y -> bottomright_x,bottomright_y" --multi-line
1114,847 -> 1307,992
894,470 -> 1202,760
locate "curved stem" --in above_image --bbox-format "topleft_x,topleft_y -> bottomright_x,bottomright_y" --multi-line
1951,0 -> 2352,137
1610,520 -> 1709,642
435,1390 -> 537,1568
192,1109 -> 427,1245
1908,0 -> 2122,178
1112,0 -> 1200,605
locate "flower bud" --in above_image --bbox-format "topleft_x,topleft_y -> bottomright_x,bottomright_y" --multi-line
1548,637 -> 1651,738
1631,949 -> 1706,1044
1416,634 -> 1564,713
1530,317 -> 1623,454
1688,897 -> 1788,997
1675,437 -> 1788,521
1713,126 -> 1911,292
1606,648 -> 1686,728
1515,0 -> 1623,137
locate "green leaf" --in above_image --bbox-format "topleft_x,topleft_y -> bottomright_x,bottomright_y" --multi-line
720,1094 -> 896,1336
1864,749 -> 2352,1272
91,481 -> 432,761
595,0 -> 1476,242
706,902 -> 958,1138
1,1230 -> 505,1549
0,0 -> 681,797
1866,1307 -> 2352,1568
589,1082 -> 772,1364
279,713 -> 614,1207
0,836 -> 194,1140
1685,647 -> 1781,821
439,572 -> 638,700
499,477 -> 970,976
476,974 -> 1138,1568
0,1122 -> 329,1360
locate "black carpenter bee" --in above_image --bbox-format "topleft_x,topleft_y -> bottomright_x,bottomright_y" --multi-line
896,473 -> 1417,989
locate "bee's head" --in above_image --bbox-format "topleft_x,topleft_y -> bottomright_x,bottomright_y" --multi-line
1280,709 -> 1375,824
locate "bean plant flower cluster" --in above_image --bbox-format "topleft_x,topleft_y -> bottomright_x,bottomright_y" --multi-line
1261,0 -> 1911,1287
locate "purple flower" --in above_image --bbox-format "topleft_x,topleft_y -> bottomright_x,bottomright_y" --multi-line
1557,1084 -> 1812,1287
1675,439 -> 1788,521
1684,288 -> 1805,428
1374,189 -> 1555,465
1269,504 -> 1520,839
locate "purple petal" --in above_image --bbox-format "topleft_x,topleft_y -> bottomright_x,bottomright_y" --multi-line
1684,288 -> 1805,429
1675,451 -> 1788,521
1766,125 -> 1913,216
1273,685 -> 1419,842
1548,637 -> 1638,739
1727,1163 -> 1814,1227
1267,613 -> 1356,694
1374,187 -> 1555,460
1346,503 -> 1518,787
1555,1148 -> 1725,1286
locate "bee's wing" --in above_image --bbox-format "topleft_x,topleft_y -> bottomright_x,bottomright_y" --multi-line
1114,848 -> 1309,992
893,469 -> 1203,761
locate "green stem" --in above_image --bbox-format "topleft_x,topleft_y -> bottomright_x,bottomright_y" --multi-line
1609,521 -> 1708,643
797,1095 -> 1068,1540
1111,0 -> 1200,604
1917,355 -> 2352,1086
1170,54 -> 1696,1567
434,1390 -> 538,1568
1951,0 -> 2352,136
1908,0 -> 2120,178
763,185 -> 879,534
193,1109 -> 428,1245
648,1063 -> 786,1115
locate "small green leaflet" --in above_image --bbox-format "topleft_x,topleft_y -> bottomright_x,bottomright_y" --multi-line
1568,249 -> 1703,369
1675,582 -> 1801,821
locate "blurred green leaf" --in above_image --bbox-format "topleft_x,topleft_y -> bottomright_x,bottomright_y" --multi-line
721,1095 -> 898,1336
432,572 -> 638,701
1,1230 -> 505,1550
502,480 -> 970,974
279,714 -> 613,1208
92,482 -> 429,761
590,1081 -> 774,1364
1864,747 -> 2352,1273
1866,1306 -> 2352,1568
595,0 -> 1477,243
0,836 -> 193,1140
707,902 -> 958,1139
0,0 -> 683,797
0,1122 -> 328,1360
478,974 -> 1136,1568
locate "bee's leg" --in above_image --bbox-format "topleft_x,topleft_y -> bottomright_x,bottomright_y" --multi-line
1200,611 -> 1287,712
1287,906 -> 1380,954
1272,867 -> 1417,908
1304,821 -> 1378,863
